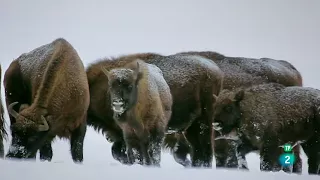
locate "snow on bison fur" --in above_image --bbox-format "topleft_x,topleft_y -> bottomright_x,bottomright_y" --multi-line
212,83 -> 320,175
86,53 -> 224,167
101,60 -> 172,166
3,38 -> 90,163
163,51 -> 303,170
0,64 -> 6,158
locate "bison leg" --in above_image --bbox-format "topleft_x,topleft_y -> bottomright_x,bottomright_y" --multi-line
185,118 -> 213,168
301,136 -> 320,175
123,132 -> 136,165
149,129 -> 166,167
39,142 -> 53,162
282,145 -> 302,174
214,134 -> 253,170
214,139 -> 239,169
292,156 -> 302,174
138,131 -> 152,166
172,133 -> 192,167
112,140 -> 130,164
112,140 -> 144,165
172,146 -> 191,168
0,137 -> 3,158
235,136 -> 258,170
139,140 -> 152,166
162,132 -> 191,167
184,92 -> 214,168
70,121 -> 87,163
259,138 -> 282,172
126,144 -> 135,165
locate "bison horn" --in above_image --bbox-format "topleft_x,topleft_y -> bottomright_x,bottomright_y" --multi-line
8,102 -> 21,119
101,67 -> 110,76
101,67 -> 111,81
38,115 -> 49,132
134,61 -> 140,76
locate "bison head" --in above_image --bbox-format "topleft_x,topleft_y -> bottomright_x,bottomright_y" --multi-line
212,89 -> 245,139
6,102 -> 49,159
102,61 -> 143,116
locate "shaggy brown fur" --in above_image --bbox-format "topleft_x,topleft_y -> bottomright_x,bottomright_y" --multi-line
164,51 -> 303,170
0,64 -> 6,158
87,53 -> 223,167
177,51 -> 303,88
4,38 -> 90,163
212,83 -> 320,175
102,60 -> 172,166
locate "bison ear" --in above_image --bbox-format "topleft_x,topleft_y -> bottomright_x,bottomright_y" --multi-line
234,89 -> 245,103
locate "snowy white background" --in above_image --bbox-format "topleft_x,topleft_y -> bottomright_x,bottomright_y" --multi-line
0,0 -> 320,179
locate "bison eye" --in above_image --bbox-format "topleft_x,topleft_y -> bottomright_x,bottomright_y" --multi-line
127,85 -> 133,90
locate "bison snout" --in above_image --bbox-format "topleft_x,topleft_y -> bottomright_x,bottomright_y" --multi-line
214,129 -> 240,141
112,100 -> 125,114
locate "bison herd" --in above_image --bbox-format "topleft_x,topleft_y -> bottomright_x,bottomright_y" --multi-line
0,38 -> 319,175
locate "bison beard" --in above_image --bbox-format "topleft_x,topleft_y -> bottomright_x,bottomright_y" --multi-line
212,83 -> 320,175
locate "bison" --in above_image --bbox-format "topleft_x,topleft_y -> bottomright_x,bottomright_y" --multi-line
163,51 -> 303,171
101,60 -> 172,166
212,83 -> 320,175
3,38 -> 90,163
86,53 -> 224,167
0,64 -> 7,158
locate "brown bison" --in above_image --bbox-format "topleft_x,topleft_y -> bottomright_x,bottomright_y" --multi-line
163,51 -> 303,170
212,83 -> 320,175
101,60 -> 172,166
0,64 -> 7,158
86,53 -> 224,167
3,38 -> 90,163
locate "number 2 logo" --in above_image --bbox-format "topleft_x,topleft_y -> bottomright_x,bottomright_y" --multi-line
285,155 -> 290,164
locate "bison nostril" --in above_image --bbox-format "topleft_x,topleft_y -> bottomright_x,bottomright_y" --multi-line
112,101 -> 124,106
112,99 -> 124,106
112,100 -> 125,114
212,122 -> 220,126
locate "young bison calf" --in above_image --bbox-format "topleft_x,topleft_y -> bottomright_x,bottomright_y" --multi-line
102,60 -> 172,166
212,83 -> 320,175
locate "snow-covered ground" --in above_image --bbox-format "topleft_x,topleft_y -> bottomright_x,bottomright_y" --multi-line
1,0 -> 320,179
0,129 -> 318,180
1,156 -> 318,180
